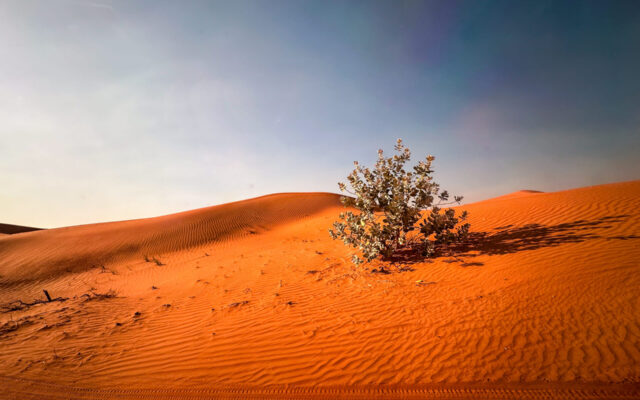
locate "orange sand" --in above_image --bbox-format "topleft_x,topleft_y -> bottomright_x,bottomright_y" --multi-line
1,182 -> 639,399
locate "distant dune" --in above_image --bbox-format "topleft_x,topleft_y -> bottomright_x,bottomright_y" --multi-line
0,193 -> 342,283
0,223 -> 41,235
477,189 -> 545,202
1,181 -> 639,399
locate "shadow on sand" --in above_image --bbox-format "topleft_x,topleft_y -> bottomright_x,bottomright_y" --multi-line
384,214 -> 638,269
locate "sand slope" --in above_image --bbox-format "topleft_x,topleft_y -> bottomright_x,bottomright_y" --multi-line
1,181 -> 639,399
0,193 -> 342,283
0,223 -> 41,235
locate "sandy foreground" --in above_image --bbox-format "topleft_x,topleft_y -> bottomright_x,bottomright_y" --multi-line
1,181 -> 639,399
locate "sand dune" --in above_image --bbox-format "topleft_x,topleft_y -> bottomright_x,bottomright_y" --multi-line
1,181 -> 639,399
0,193 -> 342,284
482,189 -> 545,202
0,223 -> 41,235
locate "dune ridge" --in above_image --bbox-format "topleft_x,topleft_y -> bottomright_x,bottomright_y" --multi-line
0,223 -> 42,235
1,180 -> 639,399
0,192 -> 342,284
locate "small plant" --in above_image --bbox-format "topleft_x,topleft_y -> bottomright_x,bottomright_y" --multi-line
329,139 -> 469,266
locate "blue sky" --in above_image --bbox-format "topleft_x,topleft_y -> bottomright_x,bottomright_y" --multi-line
1,0 -> 639,228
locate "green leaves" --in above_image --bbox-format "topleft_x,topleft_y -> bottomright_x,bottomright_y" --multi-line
329,139 -> 469,265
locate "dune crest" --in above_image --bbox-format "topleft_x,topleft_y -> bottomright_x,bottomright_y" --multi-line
0,223 -> 42,235
0,192 -> 342,283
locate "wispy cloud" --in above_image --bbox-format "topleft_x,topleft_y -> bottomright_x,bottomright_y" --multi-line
67,0 -> 114,12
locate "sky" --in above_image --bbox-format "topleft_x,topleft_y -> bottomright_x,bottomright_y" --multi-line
1,0 -> 639,228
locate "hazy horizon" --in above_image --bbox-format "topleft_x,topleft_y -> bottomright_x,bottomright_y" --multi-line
2,0 -> 639,228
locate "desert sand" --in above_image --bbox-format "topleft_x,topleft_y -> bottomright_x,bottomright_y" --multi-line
1,181 -> 639,399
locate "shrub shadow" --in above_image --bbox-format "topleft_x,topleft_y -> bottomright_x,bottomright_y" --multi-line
386,214 -> 637,269
456,214 -> 634,257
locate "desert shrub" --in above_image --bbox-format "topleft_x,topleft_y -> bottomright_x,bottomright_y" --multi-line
329,139 -> 470,266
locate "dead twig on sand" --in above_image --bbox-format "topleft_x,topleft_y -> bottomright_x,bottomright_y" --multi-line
225,300 -> 249,309
1,287 -> 120,313
0,295 -> 69,313
98,265 -> 118,275
152,257 -> 164,266
79,289 -> 118,302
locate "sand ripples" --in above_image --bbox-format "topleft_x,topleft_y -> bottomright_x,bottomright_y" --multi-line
1,181 -> 639,398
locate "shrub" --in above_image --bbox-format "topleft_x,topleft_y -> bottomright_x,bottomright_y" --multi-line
329,139 -> 470,266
